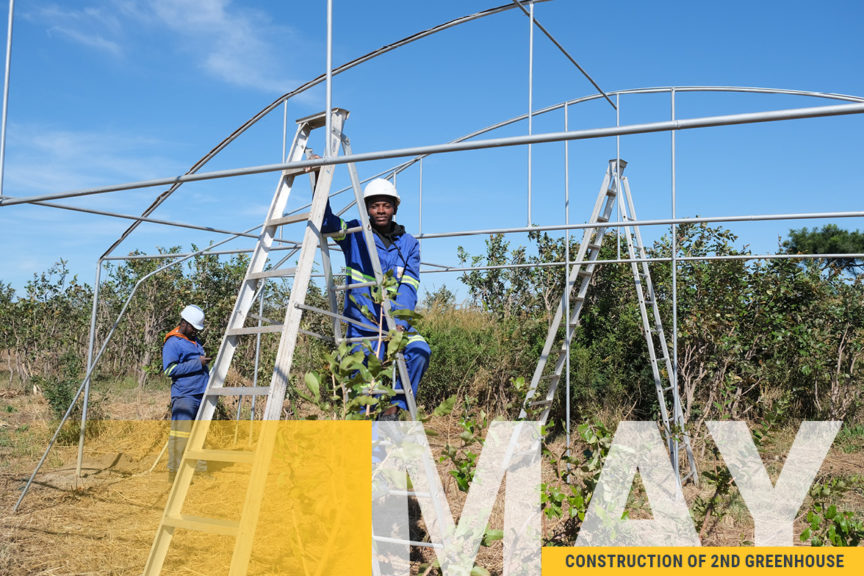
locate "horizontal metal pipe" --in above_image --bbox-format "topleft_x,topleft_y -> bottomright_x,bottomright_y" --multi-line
99,208 -> 862,263
101,245 -> 298,261
329,85 -> 864,183
418,210 -> 864,240
3,101 -> 863,208
420,251 -> 864,274
27,200 -> 268,240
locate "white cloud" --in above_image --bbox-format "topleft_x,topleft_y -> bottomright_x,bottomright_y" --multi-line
28,0 -> 304,93
150,0 -> 301,93
30,3 -> 126,57
4,123 -> 184,198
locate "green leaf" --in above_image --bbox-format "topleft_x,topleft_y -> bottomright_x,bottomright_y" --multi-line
390,308 -> 423,320
304,372 -> 321,402
482,528 -> 504,546
434,395 -> 457,417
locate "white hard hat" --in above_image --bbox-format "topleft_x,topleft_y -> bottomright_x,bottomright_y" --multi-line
180,304 -> 205,330
363,178 -> 400,207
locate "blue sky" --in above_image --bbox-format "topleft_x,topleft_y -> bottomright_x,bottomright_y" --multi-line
0,0 -> 862,300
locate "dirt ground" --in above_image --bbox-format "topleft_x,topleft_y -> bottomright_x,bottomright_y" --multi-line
1,383 -> 863,575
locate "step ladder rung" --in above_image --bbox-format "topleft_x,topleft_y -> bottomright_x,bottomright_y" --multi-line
587,243 -> 602,251
596,215 -> 610,223
530,398 -> 554,407
577,269 -> 593,277
267,212 -> 310,227
605,188 -> 616,197
185,448 -> 255,464
248,267 -> 297,281
226,325 -> 283,336
163,514 -> 239,537
334,281 -> 377,292
323,225 -> 363,238
337,335 -> 389,344
206,386 -> 271,397
372,535 -> 442,550
389,490 -> 431,498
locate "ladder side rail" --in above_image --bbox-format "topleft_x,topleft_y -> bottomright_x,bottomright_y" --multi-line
617,183 -> 673,435
231,110 -> 349,573
342,140 -> 420,419
318,233 -> 343,342
518,169 -> 614,418
305,148 -> 343,343
535,193 -> 618,424
618,180 -> 675,436
202,124 -> 312,421
263,110 -> 348,421
520,166 -> 620,420
533,213 -> 617,424
622,177 -> 699,484
621,178 -> 676,383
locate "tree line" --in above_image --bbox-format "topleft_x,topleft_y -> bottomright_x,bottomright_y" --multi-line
0,225 -> 861,429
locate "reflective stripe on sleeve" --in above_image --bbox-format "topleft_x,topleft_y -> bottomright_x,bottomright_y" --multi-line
164,363 -> 177,376
406,333 -> 426,345
347,266 -> 376,283
169,429 -> 191,438
401,275 -> 420,289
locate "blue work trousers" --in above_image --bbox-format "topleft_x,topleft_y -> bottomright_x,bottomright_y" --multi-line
350,329 -> 431,411
168,395 -> 206,473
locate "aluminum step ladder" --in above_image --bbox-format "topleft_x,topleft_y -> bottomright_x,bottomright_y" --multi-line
519,159 -> 698,485
144,108 -> 352,575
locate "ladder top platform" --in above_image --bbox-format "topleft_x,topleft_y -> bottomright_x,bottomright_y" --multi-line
295,108 -> 350,130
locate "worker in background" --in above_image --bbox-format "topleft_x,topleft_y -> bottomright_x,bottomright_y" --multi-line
322,178 -> 431,421
162,304 -> 211,481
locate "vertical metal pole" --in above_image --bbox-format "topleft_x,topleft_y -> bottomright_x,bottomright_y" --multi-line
251,286 -> 264,425
526,1 -> 534,226
76,258 -> 103,477
282,100 -> 288,162
418,158 -> 423,251
671,88 -> 681,484
0,0 -> 15,197
564,102 -> 571,468
324,0 -> 333,158
616,93 -> 621,260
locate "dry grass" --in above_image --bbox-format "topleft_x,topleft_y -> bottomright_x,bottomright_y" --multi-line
1,382 -> 863,575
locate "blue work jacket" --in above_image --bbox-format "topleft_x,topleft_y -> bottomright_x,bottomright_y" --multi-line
322,201 -> 420,333
162,328 -> 210,398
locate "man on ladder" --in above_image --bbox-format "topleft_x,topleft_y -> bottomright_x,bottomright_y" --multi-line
322,178 -> 430,420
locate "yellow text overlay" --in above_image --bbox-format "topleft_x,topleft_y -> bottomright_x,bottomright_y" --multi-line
543,547 -> 864,575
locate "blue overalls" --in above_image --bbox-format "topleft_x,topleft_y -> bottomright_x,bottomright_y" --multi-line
322,201 -> 431,410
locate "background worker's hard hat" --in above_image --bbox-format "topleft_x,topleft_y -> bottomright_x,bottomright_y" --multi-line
181,305 -> 205,330
363,178 -> 400,207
